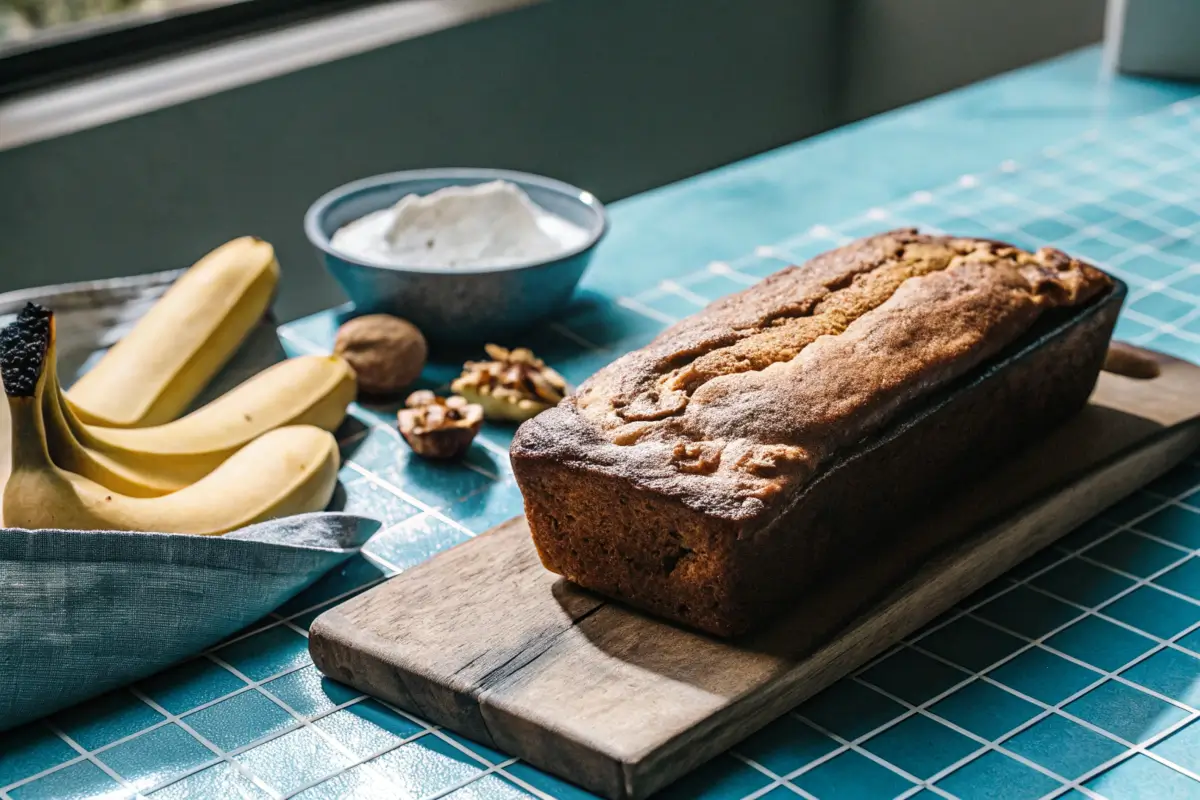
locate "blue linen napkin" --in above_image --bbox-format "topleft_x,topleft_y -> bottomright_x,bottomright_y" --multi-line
0,512 -> 379,732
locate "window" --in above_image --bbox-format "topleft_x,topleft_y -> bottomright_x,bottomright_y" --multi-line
0,0 -> 372,98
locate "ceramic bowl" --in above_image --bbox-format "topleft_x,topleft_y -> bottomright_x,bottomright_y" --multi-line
305,168 -> 608,346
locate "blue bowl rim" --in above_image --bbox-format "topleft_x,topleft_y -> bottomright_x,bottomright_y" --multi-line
304,167 -> 609,276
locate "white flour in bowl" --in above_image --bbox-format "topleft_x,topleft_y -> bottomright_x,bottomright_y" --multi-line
330,180 -> 591,269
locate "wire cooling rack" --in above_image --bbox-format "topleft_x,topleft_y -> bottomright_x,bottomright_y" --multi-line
4,99 -> 1200,800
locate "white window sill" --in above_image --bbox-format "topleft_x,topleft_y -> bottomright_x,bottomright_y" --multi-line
0,0 -> 541,152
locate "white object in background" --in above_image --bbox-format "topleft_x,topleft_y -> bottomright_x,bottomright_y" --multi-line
330,180 -> 590,269
1104,0 -> 1200,79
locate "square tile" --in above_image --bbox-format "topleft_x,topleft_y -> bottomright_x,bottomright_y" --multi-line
1150,719 -> 1200,773
291,764 -> 399,800
447,481 -> 528,534
1087,753 -> 1200,800
97,724 -> 214,791
439,732 -> 510,767
917,616 -> 1026,672
1120,647 -> 1200,707
1065,203 -> 1120,226
791,750 -> 914,799
181,690 -> 294,751
337,477 -> 425,529
737,715 -> 837,776
1161,236 -> 1200,262
262,666 -> 360,719
1032,559 -> 1136,607
655,755 -> 772,799
975,586 -> 1080,639
1021,218 -> 1078,243
1047,616 -> 1157,672
8,760 -> 130,800
442,774 -> 534,800
1156,558 -> 1200,601
234,727 -> 354,795
504,762 -> 601,800
1003,714 -> 1126,780
1117,254 -> 1184,283
1002,548 -> 1064,581
1135,505 -> 1200,549
1112,218 -> 1172,244
987,647 -> 1103,706
1072,237 -> 1127,265
930,680 -> 1041,740
1179,629 -> 1200,654
797,680 -> 906,741
138,658 -> 248,716
53,689 -> 165,751
1103,492 -> 1167,526
1064,681 -> 1189,744
1143,333 -> 1200,365
149,762 -> 269,799
859,648 -> 970,706
367,451 -> 495,509
273,553 -> 390,616
1113,314 -> 1157,342
1058,517 -> 1119,552
368,735 -> 488,799
936,750 -> 1062,799
363,513 -> 471,571
642,291 -> 705,321
312,702 -> 424,759
861,714 -> 979,780
1103,586 -> 1200,639
214,626 -> 312,682
565,303 -> 666,351
1154,205 -> 1200,229
0,724 -> 78,786
1086,532 -> 1186,578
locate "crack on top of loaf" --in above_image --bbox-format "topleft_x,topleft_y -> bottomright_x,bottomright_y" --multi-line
609,230 -> 1020,425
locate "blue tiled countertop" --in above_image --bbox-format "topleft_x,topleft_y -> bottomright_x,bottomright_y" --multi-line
5,45 -> 1200,800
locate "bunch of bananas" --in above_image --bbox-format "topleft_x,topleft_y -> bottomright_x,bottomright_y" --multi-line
0,237 -> 357,535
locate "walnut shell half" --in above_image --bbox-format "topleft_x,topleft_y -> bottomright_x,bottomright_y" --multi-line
450,344 -> 569,423
397,390 -> 483,459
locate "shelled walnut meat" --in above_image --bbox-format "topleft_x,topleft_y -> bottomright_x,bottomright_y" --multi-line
398,391 -> 483,459
451,344 -> 568,422
333,314 -> 427,396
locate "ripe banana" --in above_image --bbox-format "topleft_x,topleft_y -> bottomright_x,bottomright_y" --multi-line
50,355 -> 355,496
66,236 -> 280,428
2,305 -> 340,535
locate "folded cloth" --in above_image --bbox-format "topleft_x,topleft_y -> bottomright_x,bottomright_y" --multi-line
0,512 -> 379,732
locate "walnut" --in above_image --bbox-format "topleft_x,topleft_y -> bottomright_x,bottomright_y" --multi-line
397,391 -> 483,459
450,344 -> 569,422
334,315 -> 427,396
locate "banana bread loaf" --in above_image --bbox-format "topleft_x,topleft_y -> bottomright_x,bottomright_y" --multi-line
511,229 -> 1118,636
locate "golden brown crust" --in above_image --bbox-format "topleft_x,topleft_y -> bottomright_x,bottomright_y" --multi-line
512,229 -> 1112,524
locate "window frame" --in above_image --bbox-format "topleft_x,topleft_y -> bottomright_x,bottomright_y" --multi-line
0,0 -> 379,99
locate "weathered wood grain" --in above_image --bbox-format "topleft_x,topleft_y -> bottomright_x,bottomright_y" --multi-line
310,346 -> 1200,800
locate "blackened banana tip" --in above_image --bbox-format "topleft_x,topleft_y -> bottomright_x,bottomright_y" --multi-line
1,302 -> 52,398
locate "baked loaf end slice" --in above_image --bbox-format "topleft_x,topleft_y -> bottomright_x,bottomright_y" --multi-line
511,229 -> 1116,636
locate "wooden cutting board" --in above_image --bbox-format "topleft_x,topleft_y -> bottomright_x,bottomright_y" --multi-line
309,345 -> 1200,800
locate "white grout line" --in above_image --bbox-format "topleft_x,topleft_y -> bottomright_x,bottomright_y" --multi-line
41,723 -> 144,799
342,460 -> 478,539
202,654 -> 403,796
615,295 -> 677,325
124,687 -> 283,799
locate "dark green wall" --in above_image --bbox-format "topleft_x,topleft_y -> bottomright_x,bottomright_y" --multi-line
0,0 -> 839,320
0,0 -> 1106,321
